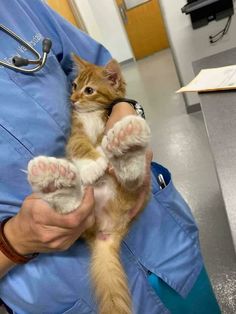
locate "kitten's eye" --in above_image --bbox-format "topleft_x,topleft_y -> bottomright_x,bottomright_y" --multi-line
72,82 -> 77,90
84,87 -> 94,95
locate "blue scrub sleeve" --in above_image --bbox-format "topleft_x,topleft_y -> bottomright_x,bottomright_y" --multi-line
21,0 -> 111,76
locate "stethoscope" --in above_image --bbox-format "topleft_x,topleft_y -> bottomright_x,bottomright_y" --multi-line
0,24 -> 52,73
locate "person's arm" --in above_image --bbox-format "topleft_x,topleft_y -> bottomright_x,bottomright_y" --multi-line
0,2 -> 116,278
105,102 -> 137,132
0,187 -> 95,279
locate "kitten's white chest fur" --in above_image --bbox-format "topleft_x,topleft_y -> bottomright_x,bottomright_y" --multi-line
77,111 -> 105,145
73,110 -> 108,185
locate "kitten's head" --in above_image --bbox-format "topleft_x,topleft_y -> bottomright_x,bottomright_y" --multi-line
70,54 -> 126,112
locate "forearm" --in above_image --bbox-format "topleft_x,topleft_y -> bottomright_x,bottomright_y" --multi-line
105,102 -> 136,132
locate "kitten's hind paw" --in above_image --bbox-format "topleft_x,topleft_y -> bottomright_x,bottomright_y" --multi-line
28,156 -> 79,192
28,156 -> 83,213
101,116 -> 151,190
102,115 -> 150,159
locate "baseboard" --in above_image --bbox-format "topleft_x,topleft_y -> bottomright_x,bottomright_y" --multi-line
119,58 -> 135,66
187,103 -> 201,114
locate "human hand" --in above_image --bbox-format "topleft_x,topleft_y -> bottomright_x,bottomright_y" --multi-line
4,187 -> 95,255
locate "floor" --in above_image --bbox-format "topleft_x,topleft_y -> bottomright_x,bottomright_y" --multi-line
121,49 -> 236,313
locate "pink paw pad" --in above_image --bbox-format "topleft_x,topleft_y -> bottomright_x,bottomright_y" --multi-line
27,156 -> 79,193
102,116 -> 150,158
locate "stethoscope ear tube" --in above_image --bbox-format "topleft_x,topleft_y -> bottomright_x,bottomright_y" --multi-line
42,38 -> 52,54
0,24 -> 52,73
12,56 -> 30,67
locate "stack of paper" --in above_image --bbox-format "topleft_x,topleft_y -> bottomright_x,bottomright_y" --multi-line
177,65 -> 236,93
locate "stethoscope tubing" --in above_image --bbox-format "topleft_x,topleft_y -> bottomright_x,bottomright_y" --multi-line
0,24 -> 51,73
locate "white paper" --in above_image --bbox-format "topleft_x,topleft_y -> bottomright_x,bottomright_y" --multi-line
177,65 -> 236,93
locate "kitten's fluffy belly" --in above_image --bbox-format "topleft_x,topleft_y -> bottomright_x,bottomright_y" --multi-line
93,176 -> 116,234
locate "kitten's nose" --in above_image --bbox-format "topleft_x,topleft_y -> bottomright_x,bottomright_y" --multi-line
70,94 -> 77,103
70,92 -> 81,103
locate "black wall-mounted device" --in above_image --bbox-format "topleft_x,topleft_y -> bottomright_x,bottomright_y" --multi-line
181,0 -> 234,29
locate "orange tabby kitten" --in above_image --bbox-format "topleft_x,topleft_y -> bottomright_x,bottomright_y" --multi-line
27,55 -> 151,314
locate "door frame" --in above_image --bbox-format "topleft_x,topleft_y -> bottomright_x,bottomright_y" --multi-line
112,0 -> 136,61
68,0 -> 88,32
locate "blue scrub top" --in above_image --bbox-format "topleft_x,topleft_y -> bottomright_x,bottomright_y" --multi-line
0,1 -> 203,313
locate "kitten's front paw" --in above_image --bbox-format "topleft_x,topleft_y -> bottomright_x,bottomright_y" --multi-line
102,115 -> 150,159
73,157 -> 108,185
28,156 -> 79,192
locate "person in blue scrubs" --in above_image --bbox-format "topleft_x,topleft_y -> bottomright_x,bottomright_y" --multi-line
0,1 -> 221,313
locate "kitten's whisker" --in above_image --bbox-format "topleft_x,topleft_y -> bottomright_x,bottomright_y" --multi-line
20,169 -> 28,174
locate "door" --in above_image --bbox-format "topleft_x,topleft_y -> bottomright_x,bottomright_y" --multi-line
46,0 -> 82,28
116,0 -> 169,60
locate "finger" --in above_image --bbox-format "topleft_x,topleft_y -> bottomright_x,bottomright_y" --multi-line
146,148 -> 153,164
82,212 -> 96,231
25,193 -> 43,201
50,187 -> 95,229
129,188 -> 149,219
141,149 -> 152,185
129,150 -> 152,219
74,186 -> 95,219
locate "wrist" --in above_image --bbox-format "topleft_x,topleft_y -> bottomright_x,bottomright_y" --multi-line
106,102 -> 136,132
109,98 -> 145,119
111,102 -> 136,115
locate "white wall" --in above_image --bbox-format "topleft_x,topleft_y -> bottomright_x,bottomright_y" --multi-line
74,0 -> 134,63
159,0 -> 236,108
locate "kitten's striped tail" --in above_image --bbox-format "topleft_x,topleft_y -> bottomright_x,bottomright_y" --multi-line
91,236 -> 132,314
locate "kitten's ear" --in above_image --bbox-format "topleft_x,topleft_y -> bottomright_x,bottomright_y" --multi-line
71,53 -> 88,71
104,59 -> 122,87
